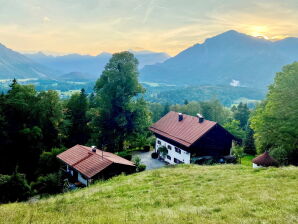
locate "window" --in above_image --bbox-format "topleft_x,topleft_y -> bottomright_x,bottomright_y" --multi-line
157,140 -> 161,145
167,145 -> 172,150
166,155 -> 171,160
174,158 -> 183,164
175,147 -> 181,154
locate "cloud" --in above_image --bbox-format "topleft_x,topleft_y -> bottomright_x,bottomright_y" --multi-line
43,16 -> 51,22
1,0 -> 298,55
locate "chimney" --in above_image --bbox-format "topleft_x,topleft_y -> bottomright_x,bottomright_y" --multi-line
91,146 -> 97,152
197,113 -> 204,123
178,113 -> 183,121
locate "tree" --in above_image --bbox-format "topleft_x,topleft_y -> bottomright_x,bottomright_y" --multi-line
31,172 -> 63,195
0,81 -> 65,178
93,51 -> 149,152
0,172 -> 31,203
223,120 -> 245,140
243,124 -> 256,155
66,89 -> 90,146
233,102 -> 250,129
162,103 -> 170,116
250,62 -> 298,165
36,90 -> 64,150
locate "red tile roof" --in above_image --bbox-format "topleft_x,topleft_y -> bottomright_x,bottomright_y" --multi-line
57,145 -> 135,178
252,151 -> 278,167
149,111 -> 217,147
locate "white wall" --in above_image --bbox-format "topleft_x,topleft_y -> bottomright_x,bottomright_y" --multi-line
253,163 -> 263,168
78,173 -> 88,186
155,138 -> 190,164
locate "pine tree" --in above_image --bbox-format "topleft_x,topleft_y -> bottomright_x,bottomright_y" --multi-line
243,124 -> 256,155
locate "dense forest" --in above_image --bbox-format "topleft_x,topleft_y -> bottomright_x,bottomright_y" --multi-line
0,52 -> 297,203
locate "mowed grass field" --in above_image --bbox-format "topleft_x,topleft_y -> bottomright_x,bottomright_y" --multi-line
0,165 -> 297,224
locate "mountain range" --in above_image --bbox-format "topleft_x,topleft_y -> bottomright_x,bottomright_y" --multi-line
1,30 -> 298,90
140,30 -> 298,89
24,50 -> 169,80
0,43 -> 59,79
0,44 -> 169,80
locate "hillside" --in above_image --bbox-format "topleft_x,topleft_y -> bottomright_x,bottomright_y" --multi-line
0,44 -> 59,79
1,165 -> 297,224
140,30 -> 298,89
144,85 -> 265,106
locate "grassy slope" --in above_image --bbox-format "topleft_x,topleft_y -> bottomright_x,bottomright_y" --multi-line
0,165 -> 298,224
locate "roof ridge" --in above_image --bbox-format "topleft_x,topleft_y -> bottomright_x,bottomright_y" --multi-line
77,144 -> 121,164
71,152 -> 94,167
169,111 -> 217,124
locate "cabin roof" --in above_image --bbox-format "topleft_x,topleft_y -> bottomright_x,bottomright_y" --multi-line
252,151 -> 278,167
149,111 -> 217,147
57,145 -> 135,178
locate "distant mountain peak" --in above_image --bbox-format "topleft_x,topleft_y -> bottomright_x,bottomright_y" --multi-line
0,43 -> 59,79
140,30 -> 298,89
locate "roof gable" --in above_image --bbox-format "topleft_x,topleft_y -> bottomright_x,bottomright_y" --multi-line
149,111 -> 217,147
57,145 -> 135,178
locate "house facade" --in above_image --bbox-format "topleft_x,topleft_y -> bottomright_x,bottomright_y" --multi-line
150,111 -> 235,164
155,137 -> 190,164
57,145 -> 135,186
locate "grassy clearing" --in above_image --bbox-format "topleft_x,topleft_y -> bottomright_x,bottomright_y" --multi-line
241,155 -> 255,166
0,165 -> 297,224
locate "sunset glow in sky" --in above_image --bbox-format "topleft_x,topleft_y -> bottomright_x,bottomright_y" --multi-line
0,0 -> 298,56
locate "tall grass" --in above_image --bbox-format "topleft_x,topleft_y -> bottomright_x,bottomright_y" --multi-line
0,165 -> 297,224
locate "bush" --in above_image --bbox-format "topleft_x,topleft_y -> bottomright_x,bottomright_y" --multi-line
148,136 -> 156,148
151,152 -> 158,159
133,156 -> 146,172
117,151 -> 132,161
269,147 -> 288,166
137,164 -> 146,172
269,147 -> 298,166
0,173 -> 31,203
31,172 -> 63,196
232,145 -> 244,163
143,145 -> 150,152
158,146 -> 168,157
36,148 -> 65,176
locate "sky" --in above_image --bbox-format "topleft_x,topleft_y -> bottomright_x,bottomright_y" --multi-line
0,0 -> 298,56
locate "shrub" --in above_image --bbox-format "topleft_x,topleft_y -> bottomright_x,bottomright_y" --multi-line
36,148 -> 65,176
158,146 -> 168,157
137,164 -> 146,172
0,173 -> 31,203
270,147 -> 288,166
31,172 -> 63,196
133,156 -> 146,172
151,152 -> 158,159
148,136 -> 156,148
143,145 -> 150,152
117,151 -> 132,161
232,145 -> 244,163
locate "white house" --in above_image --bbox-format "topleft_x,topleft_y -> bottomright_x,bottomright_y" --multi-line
149,111 -> 235,164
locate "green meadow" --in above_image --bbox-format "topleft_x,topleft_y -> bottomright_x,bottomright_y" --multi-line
0,164 -> 297,224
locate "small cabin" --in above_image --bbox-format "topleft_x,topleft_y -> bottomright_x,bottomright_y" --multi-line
57,145 -> 135,186
149,111 -> 236,164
